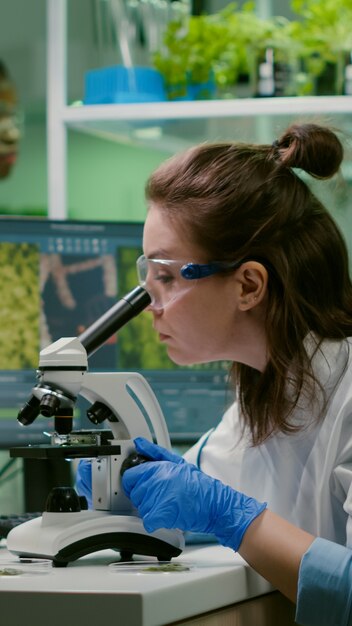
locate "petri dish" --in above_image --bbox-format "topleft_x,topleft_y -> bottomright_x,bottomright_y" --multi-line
109,560 -> 192,574
0,558 -> 52,576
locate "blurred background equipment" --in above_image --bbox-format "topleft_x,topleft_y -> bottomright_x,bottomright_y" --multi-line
0,60 -> 21,180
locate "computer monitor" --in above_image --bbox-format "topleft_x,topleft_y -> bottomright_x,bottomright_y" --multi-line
0,217 -> 234,450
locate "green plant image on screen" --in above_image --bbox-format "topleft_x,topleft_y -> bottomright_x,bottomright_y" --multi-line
0,243 -> 40,369
116,247 -> 228,372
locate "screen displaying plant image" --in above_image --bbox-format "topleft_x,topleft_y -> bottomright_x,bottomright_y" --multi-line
41,251 -> 119,370
0,242 -> 40,370
0,219 -> 232,446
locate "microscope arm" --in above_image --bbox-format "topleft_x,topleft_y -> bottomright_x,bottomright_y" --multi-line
81,371 -> 171,448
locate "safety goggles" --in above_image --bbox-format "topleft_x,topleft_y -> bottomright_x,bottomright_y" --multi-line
136,254 -> 242,310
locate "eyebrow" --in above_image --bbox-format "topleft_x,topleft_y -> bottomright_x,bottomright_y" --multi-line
146,249 -> 175,259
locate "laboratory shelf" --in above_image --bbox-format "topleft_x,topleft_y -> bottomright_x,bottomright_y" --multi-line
63,96 -> 352,157
63,95 -> 352,124
47,0 -> 352,219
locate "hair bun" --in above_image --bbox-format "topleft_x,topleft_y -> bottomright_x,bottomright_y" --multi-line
275,123 -> 344,179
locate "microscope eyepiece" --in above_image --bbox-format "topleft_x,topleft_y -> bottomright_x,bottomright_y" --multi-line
78,286 -> 151,357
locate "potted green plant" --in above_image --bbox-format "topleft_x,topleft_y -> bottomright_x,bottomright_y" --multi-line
225,8 -> 301,97
152,11 -> 233,100
152,2 -> 302,100
290,0 -> 352,95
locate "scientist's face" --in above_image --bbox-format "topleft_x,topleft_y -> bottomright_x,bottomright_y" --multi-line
142,204 -> 253,367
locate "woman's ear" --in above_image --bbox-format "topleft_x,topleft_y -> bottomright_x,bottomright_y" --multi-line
237,261 -> 268,311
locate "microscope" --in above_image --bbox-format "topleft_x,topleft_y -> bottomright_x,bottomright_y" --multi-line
6,286 -> 184,566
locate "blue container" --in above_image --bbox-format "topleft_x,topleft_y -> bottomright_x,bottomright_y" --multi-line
84,66 -> 167,104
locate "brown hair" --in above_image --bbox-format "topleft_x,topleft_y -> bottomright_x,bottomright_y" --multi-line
145,123 -> 352,444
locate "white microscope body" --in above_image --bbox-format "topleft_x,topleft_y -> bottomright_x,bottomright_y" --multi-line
7,287 -> 184,566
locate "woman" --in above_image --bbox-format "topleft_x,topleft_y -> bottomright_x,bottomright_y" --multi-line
76,122 -> 352,623
133,121 -> 352,544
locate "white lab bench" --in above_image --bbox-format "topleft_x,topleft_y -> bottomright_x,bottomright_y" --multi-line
0,542 -> 297,626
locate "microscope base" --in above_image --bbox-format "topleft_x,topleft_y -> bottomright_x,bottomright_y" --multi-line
7,511 -> 184,567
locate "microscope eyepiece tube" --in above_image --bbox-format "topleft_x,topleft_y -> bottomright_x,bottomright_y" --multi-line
78,286 -> 151,357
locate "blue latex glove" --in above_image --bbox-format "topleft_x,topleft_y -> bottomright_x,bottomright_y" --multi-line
75,459 -> 93,509
122,437 -> 267,552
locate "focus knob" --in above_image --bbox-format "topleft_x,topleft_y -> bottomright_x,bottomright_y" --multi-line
120,452 -> 149,476
45,487 -> 82,512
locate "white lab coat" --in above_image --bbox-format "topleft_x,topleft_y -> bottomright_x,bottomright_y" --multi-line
184,335 -> 352,548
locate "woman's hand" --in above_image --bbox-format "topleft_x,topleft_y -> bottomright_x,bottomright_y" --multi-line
122,437 -> 266,551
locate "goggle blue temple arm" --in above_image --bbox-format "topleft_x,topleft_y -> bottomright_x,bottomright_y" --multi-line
180,260 -> 242,280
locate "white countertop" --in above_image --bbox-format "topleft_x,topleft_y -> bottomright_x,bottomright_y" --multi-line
0,542 -> 272,626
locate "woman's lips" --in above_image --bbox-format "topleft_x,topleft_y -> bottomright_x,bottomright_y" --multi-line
158,333 -> 170,342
